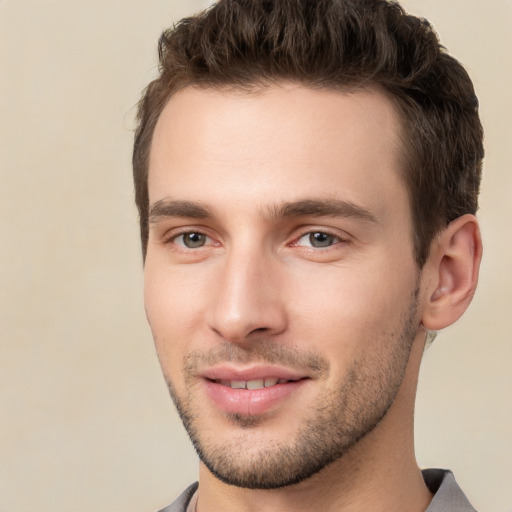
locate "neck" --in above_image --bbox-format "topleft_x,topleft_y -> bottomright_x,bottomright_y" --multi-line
196,334 -> 432,512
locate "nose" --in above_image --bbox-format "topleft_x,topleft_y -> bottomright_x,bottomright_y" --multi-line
207,245 -> 288,344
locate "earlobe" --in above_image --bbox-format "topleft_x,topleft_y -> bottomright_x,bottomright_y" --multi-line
421,214 -> 482,331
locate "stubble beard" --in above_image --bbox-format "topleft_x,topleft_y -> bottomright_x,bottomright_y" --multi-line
164,289 -> 420,490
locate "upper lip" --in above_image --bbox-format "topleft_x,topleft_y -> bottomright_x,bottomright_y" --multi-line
200,364 -> 309,382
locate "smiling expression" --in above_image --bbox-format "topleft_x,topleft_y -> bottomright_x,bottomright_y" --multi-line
144,84 -> 424,488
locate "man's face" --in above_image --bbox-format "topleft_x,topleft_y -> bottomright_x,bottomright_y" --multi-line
144,84 -> 423,488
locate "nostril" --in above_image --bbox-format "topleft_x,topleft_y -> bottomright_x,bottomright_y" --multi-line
249,327 -> 268,335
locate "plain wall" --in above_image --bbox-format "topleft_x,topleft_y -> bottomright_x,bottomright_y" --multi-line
0,1 -> 510,511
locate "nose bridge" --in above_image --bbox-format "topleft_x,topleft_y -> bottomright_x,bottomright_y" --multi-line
208,237 -> 286,342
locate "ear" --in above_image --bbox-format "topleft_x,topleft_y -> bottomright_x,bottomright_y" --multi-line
421,214 -> 482,331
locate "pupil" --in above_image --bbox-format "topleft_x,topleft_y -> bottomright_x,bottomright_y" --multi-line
184,233 -> 205,248
310,232 -> 333,247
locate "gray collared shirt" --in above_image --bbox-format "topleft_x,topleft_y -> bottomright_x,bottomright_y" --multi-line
158,469 -> 477,512
422,469 -> 477,512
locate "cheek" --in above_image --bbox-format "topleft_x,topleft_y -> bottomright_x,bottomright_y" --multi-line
144,263 -> 208,371
288,262 -> 417,357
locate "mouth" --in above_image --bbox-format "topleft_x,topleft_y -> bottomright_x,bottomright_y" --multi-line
210,377 -> 303,390
200,367 -> 311,416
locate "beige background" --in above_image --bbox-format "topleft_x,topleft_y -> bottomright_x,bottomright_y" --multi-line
0,1 -> 511,511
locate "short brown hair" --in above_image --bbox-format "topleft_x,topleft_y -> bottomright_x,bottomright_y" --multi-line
133,0 -> 483,266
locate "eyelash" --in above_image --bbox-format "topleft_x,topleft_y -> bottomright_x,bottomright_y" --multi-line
164,227 -> 348,252
165,230 -> 217,249
291,229 -> 348,250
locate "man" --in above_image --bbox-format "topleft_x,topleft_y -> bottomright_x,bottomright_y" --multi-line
133,0 -> 483,511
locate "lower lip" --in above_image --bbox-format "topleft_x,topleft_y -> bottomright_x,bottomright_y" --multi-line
203,379 -> 308,416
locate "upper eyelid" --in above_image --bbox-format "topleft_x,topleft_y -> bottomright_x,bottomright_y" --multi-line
161,225 -> 214,240
174,232 -> 214,247
159,226 -> 216,250
165,231 -> 219,252
291,226 -> 351,241
293,232 -> 345,247
158,224 -> 351,245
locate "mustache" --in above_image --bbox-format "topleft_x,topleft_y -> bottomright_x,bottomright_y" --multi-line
183,340 -> 330,377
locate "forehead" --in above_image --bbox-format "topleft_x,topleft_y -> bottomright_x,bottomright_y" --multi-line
148,84 -> 408,224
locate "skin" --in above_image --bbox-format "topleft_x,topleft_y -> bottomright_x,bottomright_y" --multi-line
144,84 -> 481,512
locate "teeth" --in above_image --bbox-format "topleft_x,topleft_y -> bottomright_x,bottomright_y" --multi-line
216,378 -> 287,389
247,379 -> 264,390
264,377 -> 279,387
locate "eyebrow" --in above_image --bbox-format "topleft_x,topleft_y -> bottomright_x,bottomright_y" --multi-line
149,199 -> 212,223
148,198 -> 377,224
270,199 -> 378,223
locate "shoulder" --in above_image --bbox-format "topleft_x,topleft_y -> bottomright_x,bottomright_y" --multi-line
157,473 -> 476,512
156,482 -> 199,512
423,469 -> 478,512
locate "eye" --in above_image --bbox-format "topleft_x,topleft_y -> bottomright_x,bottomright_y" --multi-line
296,231 -> 341,248
173,232 -> 212,249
